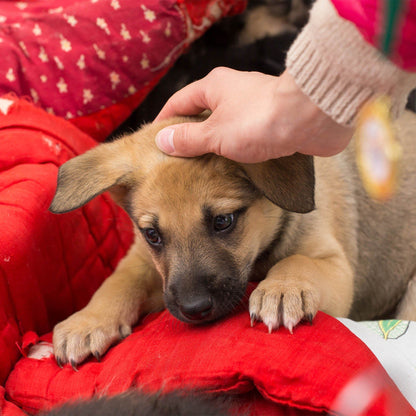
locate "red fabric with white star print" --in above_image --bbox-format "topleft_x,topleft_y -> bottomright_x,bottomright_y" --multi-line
0,0 -> 246,140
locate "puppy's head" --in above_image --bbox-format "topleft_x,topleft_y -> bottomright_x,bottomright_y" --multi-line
50,116 -> 315,324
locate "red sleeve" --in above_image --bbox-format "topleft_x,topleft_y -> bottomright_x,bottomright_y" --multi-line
331,0 -> 416,71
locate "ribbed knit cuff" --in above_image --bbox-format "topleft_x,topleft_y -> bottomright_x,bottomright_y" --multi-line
286,0 -> 416,127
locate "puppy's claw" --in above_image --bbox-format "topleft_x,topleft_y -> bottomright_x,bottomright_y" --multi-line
93,351 -> 101,362
119,324 -> 132,339
70,360 -> 78,372
267,323 -> 273,334
56,357 -> 64,369
305,313 -> 314,325
250,313 -> 257,327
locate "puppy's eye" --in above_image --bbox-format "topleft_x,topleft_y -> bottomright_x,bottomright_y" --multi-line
213,213 -> 234,232
144,228 -> 162,246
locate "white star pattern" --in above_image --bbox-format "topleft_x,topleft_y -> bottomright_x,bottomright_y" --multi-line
6,68 -> 15,82
110,71 -> 120,89
165,22 -> 172,37
140,54 -> 149,69
96,18 -> 110,35
40,75 -> 48,83
33,24 -> 42,36
48,7 -> 63,14
141,5 -> 156,22
111,0 -> 120,10
39,46 -> 49,62
57,77 -> 68,93
30,88 -> 39,103
128,85 -> 137,94
54,56 -> 64,70
16,2 -> 28,10
60,37 -> 72,52
93,44 -> 106,60
0,16 -> 6,23
64,14 -> 78,27
18,41 -> 29,57
140,30 -> 151,44
120,24 -> 131,40
83,89 -> 93,104
77,55 -> 86,70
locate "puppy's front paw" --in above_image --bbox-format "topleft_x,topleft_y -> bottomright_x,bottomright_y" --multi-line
249,280 -> 319,333
53,309 -> 132,368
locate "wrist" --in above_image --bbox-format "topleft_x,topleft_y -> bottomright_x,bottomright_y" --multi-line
286,0 -> 416,127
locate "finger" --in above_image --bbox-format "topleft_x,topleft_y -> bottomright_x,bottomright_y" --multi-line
155,121 -> 215,157
154,78 -> 211,121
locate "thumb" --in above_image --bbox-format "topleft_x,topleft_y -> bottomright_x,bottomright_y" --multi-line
155,122 -> 212,157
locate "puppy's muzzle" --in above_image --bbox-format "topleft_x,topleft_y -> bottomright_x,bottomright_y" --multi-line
164,268 -> 246,324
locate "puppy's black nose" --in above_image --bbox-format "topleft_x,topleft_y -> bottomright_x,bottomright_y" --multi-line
179,296 -> 213,321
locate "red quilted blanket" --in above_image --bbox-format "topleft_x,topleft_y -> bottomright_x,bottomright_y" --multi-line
0,95 -> 134,385
0,95 -> 133,414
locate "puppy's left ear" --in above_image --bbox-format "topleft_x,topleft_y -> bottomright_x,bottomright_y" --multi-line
242,153 -> 315,213
49,139 -> 136,214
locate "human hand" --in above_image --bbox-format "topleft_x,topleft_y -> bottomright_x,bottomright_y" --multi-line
154,67 -> 353,163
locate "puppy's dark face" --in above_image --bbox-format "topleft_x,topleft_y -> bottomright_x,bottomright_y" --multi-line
129,156 -> 285,323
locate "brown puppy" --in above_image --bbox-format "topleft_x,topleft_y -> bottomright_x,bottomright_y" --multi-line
50,112 -> 416,366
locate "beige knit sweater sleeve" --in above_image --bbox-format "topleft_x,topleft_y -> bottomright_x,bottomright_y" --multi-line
286,0 -> 416,127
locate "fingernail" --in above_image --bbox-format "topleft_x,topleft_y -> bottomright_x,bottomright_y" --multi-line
155,128 -> 175,154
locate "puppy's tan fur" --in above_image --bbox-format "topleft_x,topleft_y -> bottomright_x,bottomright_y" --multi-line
50,112 -> 416,366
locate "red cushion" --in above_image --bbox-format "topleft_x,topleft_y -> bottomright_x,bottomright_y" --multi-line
5,310 -> 416,416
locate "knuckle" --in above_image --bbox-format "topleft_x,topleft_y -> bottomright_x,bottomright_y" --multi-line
207,66 -> 232,82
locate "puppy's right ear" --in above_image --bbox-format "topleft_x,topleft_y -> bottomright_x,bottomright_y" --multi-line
241,153 -> 315,213
49,140 -> 135,214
